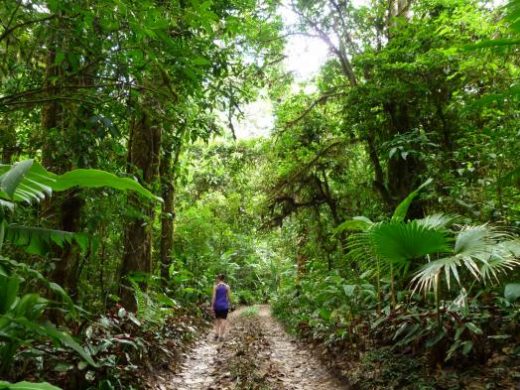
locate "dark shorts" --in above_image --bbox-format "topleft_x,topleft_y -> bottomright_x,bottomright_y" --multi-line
214,309 -> 228,319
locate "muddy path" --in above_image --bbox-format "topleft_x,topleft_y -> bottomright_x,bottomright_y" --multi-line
147,305 -> 348,390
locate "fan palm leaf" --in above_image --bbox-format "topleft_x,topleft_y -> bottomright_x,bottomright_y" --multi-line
347,220 -> 450,278
412,225 -> 520,292
415,213 -> 455,230
370,221 -> 450,266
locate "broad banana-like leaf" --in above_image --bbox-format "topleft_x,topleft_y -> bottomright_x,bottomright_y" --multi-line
5,224 -> 89,256
0,381 -> 61,390
0,160 -> 161,204
0,274 -> 20,314
392,178 -> 433,222
0,160 -> 35,199
0,161 -> 52,203
52,168 -> 161,201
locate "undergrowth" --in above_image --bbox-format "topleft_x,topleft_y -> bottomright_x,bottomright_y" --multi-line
271,273 -> 520,389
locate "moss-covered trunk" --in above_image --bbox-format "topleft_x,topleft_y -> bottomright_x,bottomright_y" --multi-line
159,143 -> 175,283
120,105 -> 162,311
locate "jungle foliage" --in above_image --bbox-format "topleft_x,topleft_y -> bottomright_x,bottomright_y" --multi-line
266,0 -> 520,387
1,0 -> 520,388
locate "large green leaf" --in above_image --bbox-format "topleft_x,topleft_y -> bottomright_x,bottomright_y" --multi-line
347,220 -> 450,279
0,381 -> 61,390
392,178 -> 432,222
370,221 -> 450,266
0,274 -> 20,314
504,283 -> 520,302
5,224 -> 89,256
0,257 -> 76,309
334,216 -> 373,233
0,160 -> 161,203
0,161 -> 53,203
42,324 -> 97,367
0,160 -> 34,199
52,168 -> 161,201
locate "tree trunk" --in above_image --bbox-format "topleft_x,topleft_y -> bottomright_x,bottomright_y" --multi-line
120,104 -> 162,311
159,142 -> 175,283
384,102 -> 426,218
0,117 -> 18,163
41,22 -> 101,296
39,33 -> 82,296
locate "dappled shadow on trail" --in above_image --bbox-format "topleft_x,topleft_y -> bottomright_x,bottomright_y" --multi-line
147,306 -> 348,389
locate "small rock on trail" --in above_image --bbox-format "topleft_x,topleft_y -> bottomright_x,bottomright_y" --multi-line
148,306 -> 348,389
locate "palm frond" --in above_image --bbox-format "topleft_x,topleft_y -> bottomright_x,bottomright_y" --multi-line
480,240 -> 520,283
412,255 -> 466,292
453,224 -> 508,257
415,213 -> 455,230
347,230 -> 375,270
347,221 -> 450,279
370,221 -> 450,268
391,178 -> 432,222
412,226 -> 520,293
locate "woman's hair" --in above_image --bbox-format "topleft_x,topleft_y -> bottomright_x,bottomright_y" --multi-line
217,274 -> 225,281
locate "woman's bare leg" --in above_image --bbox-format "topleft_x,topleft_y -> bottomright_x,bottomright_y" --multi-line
220,319 -> 228,338
214,319 -> 221,338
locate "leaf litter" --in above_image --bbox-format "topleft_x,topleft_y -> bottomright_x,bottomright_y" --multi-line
147,306 -> 348,390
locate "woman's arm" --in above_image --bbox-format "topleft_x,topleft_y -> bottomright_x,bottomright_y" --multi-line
226,285 -> 232,306
211,285 -> 216,308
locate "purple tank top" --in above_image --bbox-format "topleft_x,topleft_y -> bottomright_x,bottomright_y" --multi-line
214,284 -> 229,311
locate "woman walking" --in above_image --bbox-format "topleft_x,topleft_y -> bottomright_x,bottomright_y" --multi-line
211,274 -> 231,341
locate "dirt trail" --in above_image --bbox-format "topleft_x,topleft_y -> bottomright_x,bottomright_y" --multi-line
148,306 -> 348,390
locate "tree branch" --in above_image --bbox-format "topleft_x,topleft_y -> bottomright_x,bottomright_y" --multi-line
0,14 -> 57,42
283,91 -> 346,129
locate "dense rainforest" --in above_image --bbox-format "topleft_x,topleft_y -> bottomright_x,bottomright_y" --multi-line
1,0 -> 520,389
